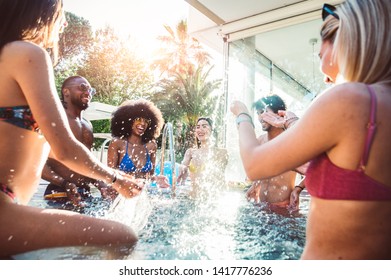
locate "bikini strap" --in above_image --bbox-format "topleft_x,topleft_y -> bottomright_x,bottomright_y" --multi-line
359,85 -> 377,171
125,140 -> 129,155
144,144 -> 150,159
0,183 -> 17,201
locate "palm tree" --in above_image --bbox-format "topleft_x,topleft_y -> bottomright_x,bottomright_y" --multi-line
152,64 -> 222,154
152,19 -> 211,76
151,19 -> 223,159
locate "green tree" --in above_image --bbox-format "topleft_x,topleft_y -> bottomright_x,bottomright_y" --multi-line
151,19 -> 223,158
53,17 -> 155,147
59,12 -> 93,61
78,26 -> 154,106
152,64 -> 222,155
152,19 -> 211,76
54,12 -> 93,93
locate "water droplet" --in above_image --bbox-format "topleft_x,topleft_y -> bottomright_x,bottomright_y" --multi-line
51,122 -> 56,127
8,235 -> 13,241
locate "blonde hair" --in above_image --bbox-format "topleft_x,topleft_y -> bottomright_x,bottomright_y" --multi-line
334,0 -> 391,84
320,16 -> 339,44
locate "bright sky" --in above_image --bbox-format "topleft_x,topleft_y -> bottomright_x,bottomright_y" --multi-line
63,0 -> 189,57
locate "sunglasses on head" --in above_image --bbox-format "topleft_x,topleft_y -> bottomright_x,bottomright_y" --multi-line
67,83 -> 96,96
322,3 -> 339,21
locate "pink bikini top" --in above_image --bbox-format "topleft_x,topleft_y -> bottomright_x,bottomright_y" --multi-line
305,85 -> 391,201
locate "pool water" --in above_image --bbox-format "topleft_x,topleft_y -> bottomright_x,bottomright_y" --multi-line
19,182 -> 309,260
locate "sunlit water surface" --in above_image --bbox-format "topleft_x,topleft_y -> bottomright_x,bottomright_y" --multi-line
15,183 -> 308,260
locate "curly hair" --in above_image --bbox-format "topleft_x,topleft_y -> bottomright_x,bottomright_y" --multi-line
110,98 -> 164,142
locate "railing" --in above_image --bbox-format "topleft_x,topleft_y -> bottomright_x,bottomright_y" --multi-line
93,133 -> 112,163
160,122 -> 176,195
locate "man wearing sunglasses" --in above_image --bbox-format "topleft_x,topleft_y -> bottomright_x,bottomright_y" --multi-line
42,75 -> 113,209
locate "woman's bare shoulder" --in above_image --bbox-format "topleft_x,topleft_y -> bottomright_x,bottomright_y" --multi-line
146,140 -> 157,150
316,82 -> 369,103
4,41 -> 48,61
109,138 -> 125,147
3,41 -> 52,82
184,148 -> 195,157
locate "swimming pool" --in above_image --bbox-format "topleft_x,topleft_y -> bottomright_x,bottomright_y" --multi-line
17,182 -> 309,260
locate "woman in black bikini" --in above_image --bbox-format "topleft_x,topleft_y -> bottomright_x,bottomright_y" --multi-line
0,0 -> 144,258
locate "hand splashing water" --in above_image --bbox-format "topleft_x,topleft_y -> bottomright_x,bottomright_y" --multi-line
106,190 -> 153,235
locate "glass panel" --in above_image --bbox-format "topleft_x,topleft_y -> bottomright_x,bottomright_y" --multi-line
224,18 -> 329,182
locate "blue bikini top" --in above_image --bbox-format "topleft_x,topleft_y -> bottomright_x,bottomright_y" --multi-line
119,141 -> 153,173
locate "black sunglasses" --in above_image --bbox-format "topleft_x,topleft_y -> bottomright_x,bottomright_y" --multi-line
322,3 -> 340,21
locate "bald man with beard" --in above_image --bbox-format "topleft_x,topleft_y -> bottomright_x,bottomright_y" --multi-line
42,76 -> 114,208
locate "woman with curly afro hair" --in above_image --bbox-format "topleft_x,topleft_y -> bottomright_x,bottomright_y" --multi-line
108,99 -> 170,187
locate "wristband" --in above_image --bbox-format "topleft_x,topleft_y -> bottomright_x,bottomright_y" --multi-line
295,185 -> 305,190
237,112 -> 253,120
236,113 -> 255,128
111,172 -> 118,184
61,179 -> 68,188
284,116 -> 299,129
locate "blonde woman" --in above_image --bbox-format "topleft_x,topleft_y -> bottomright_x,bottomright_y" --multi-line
231,0 -> 391,259
319,4 -> 340,84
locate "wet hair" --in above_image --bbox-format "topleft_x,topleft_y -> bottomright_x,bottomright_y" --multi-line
320,16 -> 339,44
196,117 -> 213,130
335,0 -> 391,84
252,94 -> 286,114
110,99 -> 164,142
0,0 -> 63,56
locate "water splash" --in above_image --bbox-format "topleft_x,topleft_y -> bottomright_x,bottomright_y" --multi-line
105,190 -> 153,235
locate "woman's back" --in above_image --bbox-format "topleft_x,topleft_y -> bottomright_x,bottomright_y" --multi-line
303,82 -> 391,259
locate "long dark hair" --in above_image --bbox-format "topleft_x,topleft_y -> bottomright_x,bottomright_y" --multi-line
195,116 -> 214,148
0,0 -> 63,60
